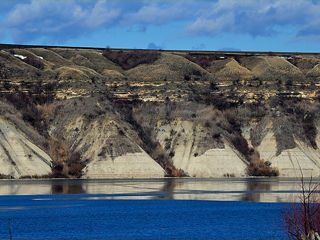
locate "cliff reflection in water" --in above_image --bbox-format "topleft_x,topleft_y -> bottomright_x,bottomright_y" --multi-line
0,178 -> 307,202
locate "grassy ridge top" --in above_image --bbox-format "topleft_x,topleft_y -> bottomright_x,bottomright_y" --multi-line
1,43 -> 320,56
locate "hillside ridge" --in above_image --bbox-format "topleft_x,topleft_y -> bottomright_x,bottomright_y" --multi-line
1,44 -> 320,178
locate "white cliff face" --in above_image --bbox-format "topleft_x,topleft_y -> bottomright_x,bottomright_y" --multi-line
83,152 -> 165,178
156,119 -> 247,177
0,118 -> 53,178
61,117 -> 165,178
256,123 -> 320,178
184,147 -> 247,178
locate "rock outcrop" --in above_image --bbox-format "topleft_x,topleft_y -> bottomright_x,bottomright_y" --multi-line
1,44 -> 320,178
0,117 -> 52,178
155,119 -> 247,177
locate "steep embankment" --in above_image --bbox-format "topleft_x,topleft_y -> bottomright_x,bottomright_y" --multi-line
0,45 -> 320,178
49,96 -> 164,178
0,105 -> 53,178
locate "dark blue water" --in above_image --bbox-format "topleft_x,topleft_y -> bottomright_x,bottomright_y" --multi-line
0,194 -> 287,240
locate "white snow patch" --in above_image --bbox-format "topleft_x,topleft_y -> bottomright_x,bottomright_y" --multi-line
219,56 -> 225,59
98,52 -> 103,55
14,54 -> 27,60
281,56 -> 293,60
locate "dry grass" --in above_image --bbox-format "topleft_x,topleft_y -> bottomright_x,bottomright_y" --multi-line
56,66 -> 89,80
307,64 -> 320,78
28,48 -> 73,67
212,59 -> 254,83
239,56 -> 305,84
102,69 -> 125,79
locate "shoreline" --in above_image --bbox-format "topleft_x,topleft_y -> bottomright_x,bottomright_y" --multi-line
0,176 -> 317,182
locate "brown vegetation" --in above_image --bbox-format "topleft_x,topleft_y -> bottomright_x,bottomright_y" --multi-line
246,160 -> 279,177
47,138 -> 84,178
2,91 -> 54,136
22,54 -> 45,69
283,176 -> 320,240
185,53 -> 220,69
102,49 -> 160,70
164,165 -> 187,177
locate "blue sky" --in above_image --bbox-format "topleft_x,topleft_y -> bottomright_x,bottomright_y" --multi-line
0,0 -> 320,52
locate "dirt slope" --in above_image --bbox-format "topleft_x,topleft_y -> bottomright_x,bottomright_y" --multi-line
1,45 -> 320,178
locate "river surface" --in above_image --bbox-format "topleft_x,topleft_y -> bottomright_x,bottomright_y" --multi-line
0,178 -> 314,239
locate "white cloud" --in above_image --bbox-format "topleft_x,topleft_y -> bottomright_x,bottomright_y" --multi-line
0,0 -> 121,42
184,0 -> 320,39
85,0 -> 120,28
124,2 -> 194,25
1,0 -> 320,44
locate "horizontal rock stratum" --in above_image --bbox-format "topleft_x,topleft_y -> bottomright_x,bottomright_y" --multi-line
1,44 -> 320,178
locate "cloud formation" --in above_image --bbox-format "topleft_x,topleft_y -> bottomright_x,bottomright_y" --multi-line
1,0 -> 320,44
1,0 -> 121,42
184,0 -> 320,40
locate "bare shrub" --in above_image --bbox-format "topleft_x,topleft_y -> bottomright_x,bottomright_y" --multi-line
23,54 -> 44,69
67,152 -> 83,178
47,137 -> 69,163
68,163 -> 83,178
164,165 -> 187,177
22,104 -> 49,136
283,176 -> 320,240
294,103 -> 317,149
52,162 -> 67,178
102,49 -> 160,70
185,54 -> 217,69
2,90 -> 55,136
0,174 -> 11,179
246,160 -> 279,177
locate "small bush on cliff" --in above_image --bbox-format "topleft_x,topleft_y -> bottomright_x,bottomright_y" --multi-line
22,104 -> 48,136
67,152 -> 84,178
164,165 -> 187,177
246,160 -> 279,177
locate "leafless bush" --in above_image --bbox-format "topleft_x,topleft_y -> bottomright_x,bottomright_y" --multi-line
67,152 -> 84,178
164,165 -> 187,177
246,160 -> 279,177
23,54 -> 44,69
102,49 -> 160,70
47,137 -> 69,163
283,175 -> 320,240
185,54 -> 217,69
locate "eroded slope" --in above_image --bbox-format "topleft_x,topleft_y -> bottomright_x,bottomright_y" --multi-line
1,45 -> 320,178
